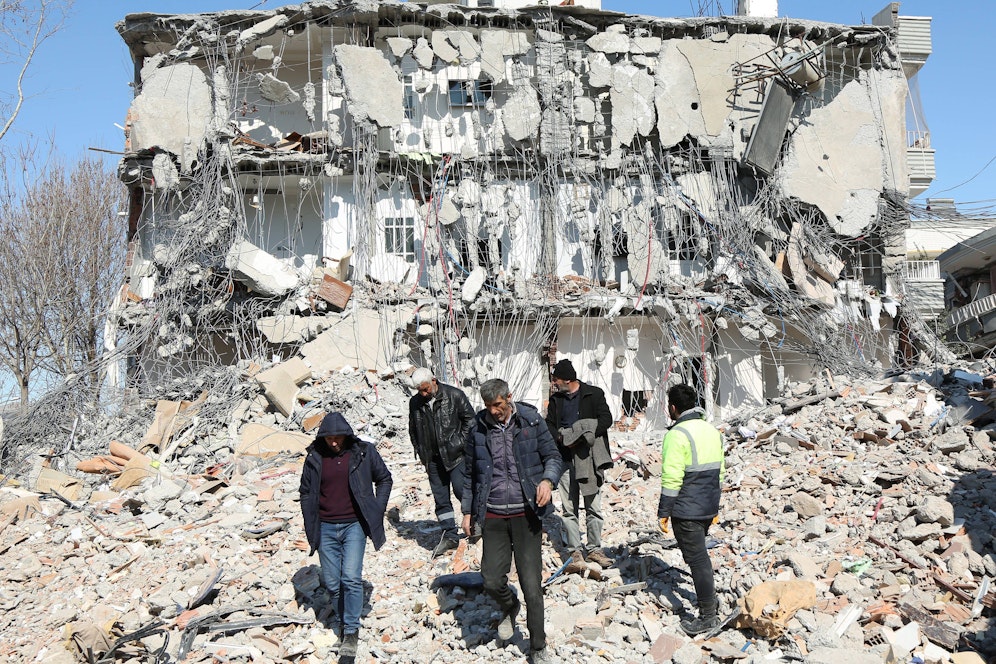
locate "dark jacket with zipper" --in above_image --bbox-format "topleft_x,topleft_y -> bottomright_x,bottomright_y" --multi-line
300,413 -> 393,554
409,382 -> 475,470
462,402 -> 562,527
545,380 -> 614,473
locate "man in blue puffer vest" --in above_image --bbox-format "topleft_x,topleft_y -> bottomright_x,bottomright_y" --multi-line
462,378 -> 562,664
658,384 -> 725,636
300,412 -> 393,659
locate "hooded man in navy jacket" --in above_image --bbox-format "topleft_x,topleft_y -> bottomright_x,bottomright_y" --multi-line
300,412 -> 393,658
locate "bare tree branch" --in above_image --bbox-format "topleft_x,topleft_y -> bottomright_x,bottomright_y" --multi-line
0,0 -> 74,143
0,148 -> 125,404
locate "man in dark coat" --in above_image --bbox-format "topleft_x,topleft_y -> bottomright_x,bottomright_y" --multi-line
545,358 -> 614,568
408,367 -> 475,557
300,412 -> 393,658
461,378 -> 561,664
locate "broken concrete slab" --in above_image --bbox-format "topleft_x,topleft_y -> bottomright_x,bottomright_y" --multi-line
300,306 -> 415,373
915,496 -> 955,527
333,45 -> 403,128
611,62 -> 656,145
655,42 -> 707,148
502,84 -> 542,142
236,423 -> 310,457
782,79 -> 885,237
586,29 -> 629,54
256,316 -> 330,344
226,239 -> 302,297
413,36 -> 434,69
129,63 -> 211,169
256,365 -> 301,417
257,72 -> 300,104
236,14 -> 288,50
461,267 -> 486,304
445,30 -> 480,62
480,30 -> 529,82
430,30 -> 460,63
386,37 -> 411,60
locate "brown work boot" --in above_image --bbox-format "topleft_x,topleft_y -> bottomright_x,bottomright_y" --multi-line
564,549 -> 586,575
585,548 -> 613,568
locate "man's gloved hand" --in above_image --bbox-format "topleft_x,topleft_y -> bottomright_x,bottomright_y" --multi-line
712,515 -> 719,525
658,517 -> 669,534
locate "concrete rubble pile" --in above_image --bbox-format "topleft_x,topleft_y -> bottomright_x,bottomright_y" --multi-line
2,363 -> 996,664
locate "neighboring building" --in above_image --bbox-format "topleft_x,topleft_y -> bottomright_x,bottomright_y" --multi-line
937,226 -> 996,355
905,199 -> 996,321
113,0 -> 942,421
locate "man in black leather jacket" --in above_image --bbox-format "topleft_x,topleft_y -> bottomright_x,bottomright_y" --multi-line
409,367 -> 475,557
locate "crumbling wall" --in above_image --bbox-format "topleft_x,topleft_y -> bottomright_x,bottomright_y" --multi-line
95,1 -> 947,448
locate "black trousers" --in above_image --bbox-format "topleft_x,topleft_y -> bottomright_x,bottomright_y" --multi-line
480,511 -> 546,651
672,517 -> 716,606
426,456 -> 465,539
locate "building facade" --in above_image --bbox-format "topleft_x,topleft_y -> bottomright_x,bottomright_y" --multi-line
114,0 -> 938,421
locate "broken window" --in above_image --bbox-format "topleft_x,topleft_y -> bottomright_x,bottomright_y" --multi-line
448,80 -> 492,107
609,219 -> 628,257
403,76 -> 416,120
667,212 -> 698,261
845,235 -> 885,292
477,0 -> 495,6
385,217 -> 416,261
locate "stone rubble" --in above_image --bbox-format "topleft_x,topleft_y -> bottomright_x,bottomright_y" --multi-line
1,363 -> 995,663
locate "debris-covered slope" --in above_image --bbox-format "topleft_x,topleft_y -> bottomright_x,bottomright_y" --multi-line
1,366 -> 995,663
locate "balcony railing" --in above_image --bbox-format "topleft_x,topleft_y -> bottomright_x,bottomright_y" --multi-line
907,130 -> 930,149
902,260 -> 940,281
949,292 -> 996,328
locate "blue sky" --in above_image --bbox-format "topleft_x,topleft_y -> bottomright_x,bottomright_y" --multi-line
6,0 -> 994,211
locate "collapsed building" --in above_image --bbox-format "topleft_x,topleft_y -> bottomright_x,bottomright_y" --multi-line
112,0 -> 945,424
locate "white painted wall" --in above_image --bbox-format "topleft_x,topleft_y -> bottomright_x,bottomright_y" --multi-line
736,0 -> 778,17
468,322 -> 546,411
508,181 -> 543,278
235,59 -> 321,144
244,184 -> 324,264
714,326 -> 765,417
323,176 -> 356,263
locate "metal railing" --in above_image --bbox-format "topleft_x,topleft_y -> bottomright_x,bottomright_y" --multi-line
907,130 -> 931,149
949,292 -> 996,328
902,260 -> 940,281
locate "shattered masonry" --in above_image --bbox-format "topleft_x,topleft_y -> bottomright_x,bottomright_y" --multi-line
7,6 -> 996,663
109,0 -> 942,426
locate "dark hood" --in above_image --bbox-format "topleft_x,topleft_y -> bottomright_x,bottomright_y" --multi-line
316,412 -> 354,439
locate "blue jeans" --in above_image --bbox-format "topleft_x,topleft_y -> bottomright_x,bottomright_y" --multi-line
318,521 -> 366,634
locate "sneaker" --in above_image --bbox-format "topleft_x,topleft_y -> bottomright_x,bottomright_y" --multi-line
432,535 -> 460,558
585,549 -> 613,567
531,646 -> 554,663
339,632 -> 359,657
497,600 -> 520,640
680,613 -> 721,636
680,599 -> 721,636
